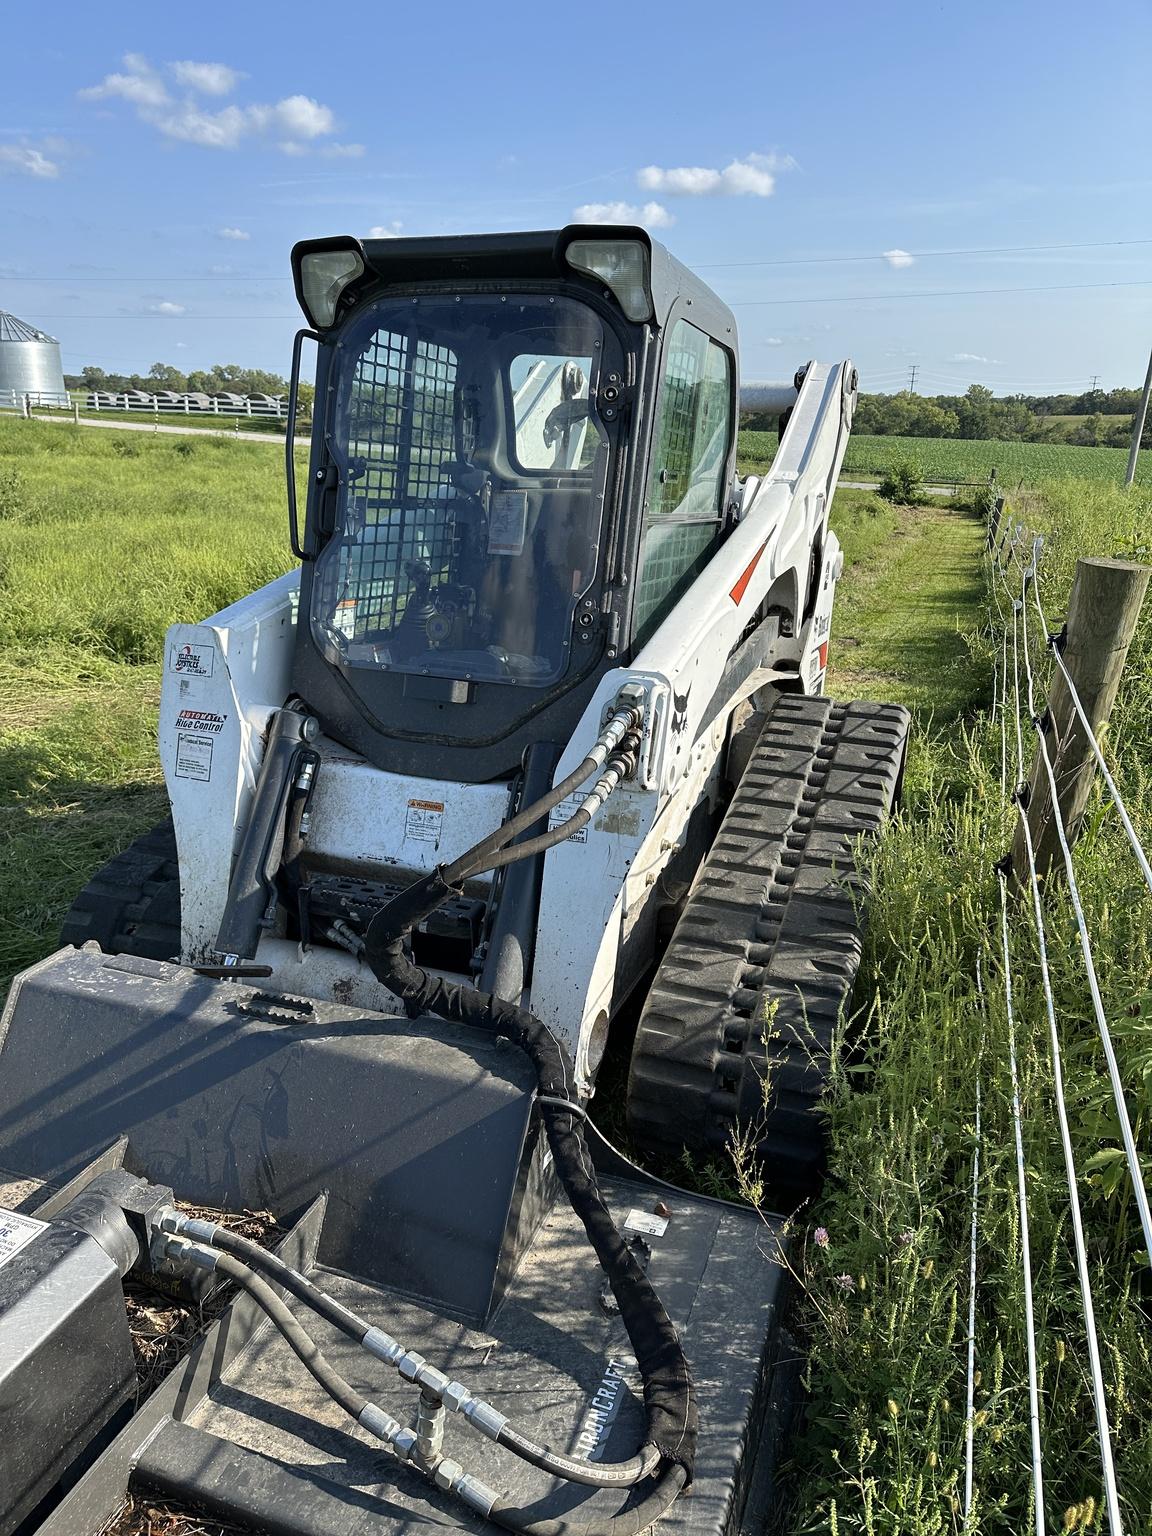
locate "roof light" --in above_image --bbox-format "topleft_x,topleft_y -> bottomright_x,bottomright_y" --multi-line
297,246 -> 366,328
565,238 -> 652,322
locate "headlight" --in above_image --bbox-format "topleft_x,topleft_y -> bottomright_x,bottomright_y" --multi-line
565,238 -> 652,322
294,242 -> 366,329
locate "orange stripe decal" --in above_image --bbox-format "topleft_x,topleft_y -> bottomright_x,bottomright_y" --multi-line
730,541 -> 768,606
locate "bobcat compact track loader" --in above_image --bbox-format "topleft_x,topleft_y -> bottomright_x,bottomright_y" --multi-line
0,226 -> 908,1536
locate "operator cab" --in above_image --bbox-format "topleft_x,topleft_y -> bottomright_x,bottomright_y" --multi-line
290,227 -> 740,780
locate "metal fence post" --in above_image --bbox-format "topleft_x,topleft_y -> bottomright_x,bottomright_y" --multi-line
1012,556 -> 1150,881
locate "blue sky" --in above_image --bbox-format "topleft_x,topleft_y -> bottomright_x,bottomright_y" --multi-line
3,0 -> 1150,394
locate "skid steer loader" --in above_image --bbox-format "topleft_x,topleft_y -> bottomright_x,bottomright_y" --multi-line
0,226 -> 908,1536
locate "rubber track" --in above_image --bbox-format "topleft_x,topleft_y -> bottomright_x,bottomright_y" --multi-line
60,819 -> 183,962
627,695 -> 909,1191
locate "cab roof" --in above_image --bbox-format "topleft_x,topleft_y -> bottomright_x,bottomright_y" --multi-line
292,225 -> 736,342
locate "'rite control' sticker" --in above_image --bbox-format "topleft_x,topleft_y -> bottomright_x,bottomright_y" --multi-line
175,710 -> 226,735
404,799 -> 445,844
0,1208 -> 47,1269
169,641 -> 215,677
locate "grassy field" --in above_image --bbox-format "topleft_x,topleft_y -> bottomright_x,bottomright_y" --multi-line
738,431 -> 1151,488
780,480 -> 1152,1533
0,418 -> 296,982
2,415 -> 1152,1535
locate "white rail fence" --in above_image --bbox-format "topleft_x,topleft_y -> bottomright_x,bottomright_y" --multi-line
0,387 -> 290,419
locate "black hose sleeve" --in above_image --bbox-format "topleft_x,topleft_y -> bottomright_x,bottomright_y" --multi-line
210,1250 -> 368,1423
490,1465 -> 687,1536
362,910 -> 697,1483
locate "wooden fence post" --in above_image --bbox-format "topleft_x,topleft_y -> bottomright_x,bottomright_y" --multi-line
985,493 -> 1005,550
1012,556 -> 1150,881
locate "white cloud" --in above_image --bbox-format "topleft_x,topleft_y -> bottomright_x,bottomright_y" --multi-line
323,142 -> 365,159
80,62 -> 169,109
79,56 -> 339,154
638,153 -> 793,199
574,200 -> 673,229
883,249 -> 916,268
148,300 -> 185,315
257,95 -> 335,140
218,226 -> 250,241
0,144 -> 60,178
949,352 -> 1003,364
765,337 -> 785,347
170,61 -> 243,96
175,342 -> 188,349
368,221 -> 403,238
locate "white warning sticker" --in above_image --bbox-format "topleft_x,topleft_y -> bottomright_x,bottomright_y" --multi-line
488,490 -> 529,556
169,641 -> 215,678
175,733 -> 214,782
0,1207 -> 47,1268
547,794 -> 588,844
405,798 -> 445,844
624,1208 -> 669,1238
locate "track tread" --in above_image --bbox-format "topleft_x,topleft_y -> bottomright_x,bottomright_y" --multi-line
627,694 -> 909,1191
60,820 -> 183,962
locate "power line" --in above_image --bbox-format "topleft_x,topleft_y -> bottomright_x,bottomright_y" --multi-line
22,277 -> 1152,325
697,237 -> 1152,271
730,279 -> 1152,308
4,238 -> 1152,283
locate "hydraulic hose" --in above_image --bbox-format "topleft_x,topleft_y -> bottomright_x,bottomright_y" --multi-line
456,751 -> 637,882
442,705 -> 640,886
175,1243 -> 369,1423
163,1238 -> 680,1533
163,1216 -> 661,1490
360,874 -> 698,1494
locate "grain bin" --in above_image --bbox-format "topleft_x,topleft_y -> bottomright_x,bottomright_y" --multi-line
0,310 -> 69,406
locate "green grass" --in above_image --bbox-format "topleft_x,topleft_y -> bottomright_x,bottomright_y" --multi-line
777,478 -> 1152,1534
3,417 -> 1152,1534
0,417 -> 296,983
738,431 -> 1151,488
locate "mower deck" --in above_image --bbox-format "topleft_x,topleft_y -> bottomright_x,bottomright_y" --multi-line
35,1172 -> 787,1536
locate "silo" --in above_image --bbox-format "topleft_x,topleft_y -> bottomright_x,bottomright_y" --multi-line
0,311 -> 69,405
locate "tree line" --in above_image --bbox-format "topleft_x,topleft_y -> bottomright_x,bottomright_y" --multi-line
64,361 -> 292,397
745,383 -> 1149,449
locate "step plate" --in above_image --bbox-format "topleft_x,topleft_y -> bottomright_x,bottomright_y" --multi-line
628,694 -> 910,1188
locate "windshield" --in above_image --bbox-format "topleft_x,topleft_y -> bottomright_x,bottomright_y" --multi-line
311,293 -> 614,686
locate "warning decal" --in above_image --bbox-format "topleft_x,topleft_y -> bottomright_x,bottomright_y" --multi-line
176,733 -> 214,782
175,710 -> 226,735
0,1208 -> 47,1269
547,794 -> 588,844
488,491 -> 529,556
169,641 -> 215,678
405,799 -> 445,844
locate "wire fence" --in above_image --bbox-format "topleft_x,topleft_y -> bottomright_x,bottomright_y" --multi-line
976,506 -> 1151,1534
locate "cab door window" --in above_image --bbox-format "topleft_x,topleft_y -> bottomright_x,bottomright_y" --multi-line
634,320 -> 733,640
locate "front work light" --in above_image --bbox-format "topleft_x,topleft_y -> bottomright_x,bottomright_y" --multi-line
565,239 -> 652,322
297,246 -> 366,329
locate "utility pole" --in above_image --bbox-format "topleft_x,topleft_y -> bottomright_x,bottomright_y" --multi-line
1125,343 -> 1152,488
1088,374 -> 1100,393
907,364 -> 918,394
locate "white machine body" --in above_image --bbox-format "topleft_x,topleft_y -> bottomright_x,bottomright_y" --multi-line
159,362 -> 852,1088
